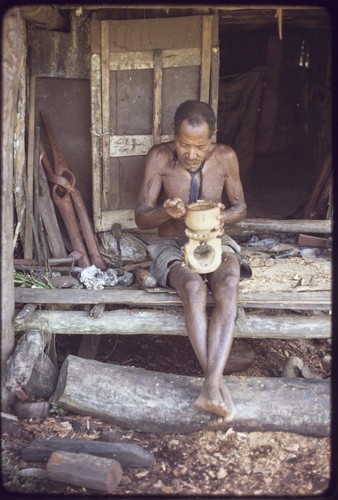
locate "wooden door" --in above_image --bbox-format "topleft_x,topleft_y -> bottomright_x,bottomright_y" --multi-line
90,15 -> 219,232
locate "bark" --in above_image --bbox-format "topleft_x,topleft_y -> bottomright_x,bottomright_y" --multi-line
50,355 -> 330,437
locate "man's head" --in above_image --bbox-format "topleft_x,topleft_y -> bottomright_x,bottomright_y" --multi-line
172,100 -> 217,171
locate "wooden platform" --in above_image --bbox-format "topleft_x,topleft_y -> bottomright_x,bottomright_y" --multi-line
14,287 -> 331,340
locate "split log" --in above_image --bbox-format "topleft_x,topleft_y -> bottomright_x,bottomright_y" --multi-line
50,355 -> 330,437
22,437 -> 155,468
14,309 -> 331,339
5,330 -> 57,398
47,451 -> 122,494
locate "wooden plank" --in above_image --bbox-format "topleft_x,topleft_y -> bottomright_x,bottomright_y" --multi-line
24,75 -> 36,259
98,211 -> 333,233
109,48 -> 201,71
51,355 -> 330,436
199,16 -> 212,102
14,310 -> 331,339
100,21 -> 110,210
227,218 -> 332,234
210,47 -> 220,122
109,134 -> 172,157
91,53 -> 103,232
153,50 -> 162,145
14,288 -> 331,311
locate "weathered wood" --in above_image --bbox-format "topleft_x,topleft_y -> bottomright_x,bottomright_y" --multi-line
90,53 -> 102,231
5,330 -> 57,398
24,352 -> 58,398
37,154 -> 67,258
22,437 -> 155,468
24,75 -> 36,259
15,303 -> 38,321
302,152 -> 331,219
14,288 -> 332,311
152,49 -> 162,145
226,218 -> 332,234
1,412 -> 20,436
14,309 -> 331,339
47,451 -> 122,493
109,48 -> 201,71
51,355 -> 330,436
100,20 -> 110,210
15,401 -> 50,419
200,16 -> 212,102
1,8 -> 22,411
96,208 -> 333,232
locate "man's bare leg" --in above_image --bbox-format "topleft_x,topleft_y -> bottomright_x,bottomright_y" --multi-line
168,261 -> 236,419
194,254 -> 240,421
168,263 -> 209,372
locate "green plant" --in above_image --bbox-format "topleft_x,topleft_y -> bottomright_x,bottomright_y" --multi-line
49,404 -> 67,416
13,271 -> 52,289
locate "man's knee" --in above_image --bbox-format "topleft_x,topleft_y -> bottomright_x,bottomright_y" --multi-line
169,263 -> 207,300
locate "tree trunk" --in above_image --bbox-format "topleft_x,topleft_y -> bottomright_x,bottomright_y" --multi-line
50,355 -> 330,437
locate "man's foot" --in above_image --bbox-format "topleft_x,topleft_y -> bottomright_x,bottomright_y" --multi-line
194,382 -> 228,418
219,378 -> 236,422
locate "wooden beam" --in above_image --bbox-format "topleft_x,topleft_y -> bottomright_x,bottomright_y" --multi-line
200,16 -> 212,102
91,53 -> 103,232
24,75 -> 36,259
100,21 -> 110,210
152,49 -> 163,145
14,288 -> 331,311
14,309 -> 331,339
109,48 -> 201,71
95,209 -> 333,232
227,218 -> 332,235
1,8 -> 22,411
50,355 -> 330,436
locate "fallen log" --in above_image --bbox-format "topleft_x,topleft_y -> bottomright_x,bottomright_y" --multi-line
14,309 -> 331,339
47,451 -> 122,494
22,437 -> 155,468
50,355 -> 330,437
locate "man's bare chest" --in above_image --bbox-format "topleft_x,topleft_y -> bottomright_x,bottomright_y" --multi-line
162,167 -> 225,204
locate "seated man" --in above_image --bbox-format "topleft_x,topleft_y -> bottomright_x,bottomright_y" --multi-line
135,100 -> 250,423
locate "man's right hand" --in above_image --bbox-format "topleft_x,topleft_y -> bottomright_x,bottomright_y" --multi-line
163,197 -> 186,219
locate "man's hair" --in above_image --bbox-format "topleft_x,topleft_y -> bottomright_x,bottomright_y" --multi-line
173,100 -> 216,137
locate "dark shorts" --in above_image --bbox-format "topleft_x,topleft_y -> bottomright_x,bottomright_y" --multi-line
148,235 -> 252,287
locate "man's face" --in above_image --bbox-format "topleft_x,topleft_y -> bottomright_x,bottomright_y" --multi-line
173,119 -> 213,172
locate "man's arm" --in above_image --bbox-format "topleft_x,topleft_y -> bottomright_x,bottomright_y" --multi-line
135,146 -> 185,229
220,146 -> 247,225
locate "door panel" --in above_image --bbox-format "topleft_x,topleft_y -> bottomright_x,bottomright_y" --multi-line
91,15 -> 219,231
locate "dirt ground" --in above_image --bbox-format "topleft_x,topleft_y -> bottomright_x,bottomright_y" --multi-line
2,244 -> 333,498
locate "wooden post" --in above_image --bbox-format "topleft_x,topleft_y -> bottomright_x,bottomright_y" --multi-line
47,451 -> 122,493
1,8 -> 23,411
